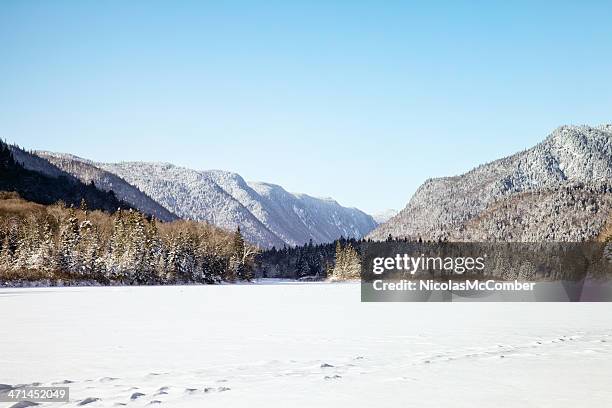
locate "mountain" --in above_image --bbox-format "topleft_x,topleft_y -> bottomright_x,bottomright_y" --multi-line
369,124 -> 612,242
37,155 -> 377,248
1,143 -> 130,213
203,169 -> 376,246
96,161 -> 286,248
35,152 -> 179,222
99,162 -> 376,248
372,209 -> 398,224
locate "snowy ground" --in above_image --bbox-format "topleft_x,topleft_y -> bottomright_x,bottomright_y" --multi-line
1,283 -> 612,407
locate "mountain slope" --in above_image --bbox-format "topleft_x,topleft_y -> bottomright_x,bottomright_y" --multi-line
369,124 -> 612,242
97,162 -> 285,248
245,180 -> 376,246
35,152 -> 179,222
99,163 -> 376,247
96,163 -> 376,248
24,152 -> 377,248
1,143 -> 130,213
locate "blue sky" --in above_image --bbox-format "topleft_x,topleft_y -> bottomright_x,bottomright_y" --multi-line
1,1 -> 611,214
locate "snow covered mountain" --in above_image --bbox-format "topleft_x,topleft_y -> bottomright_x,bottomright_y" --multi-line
369,124 -> 612,242
97,162 -> 286,248
206,170 -> 376,246
372,209 -> 398,224
32,153 -> 377,248
35,152 -> 179,222
98,162 -> 376,248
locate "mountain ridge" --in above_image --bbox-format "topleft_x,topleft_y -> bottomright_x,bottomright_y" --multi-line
35,152 -> 179,222
33,153 -> 377,248
369,124 -> 612,242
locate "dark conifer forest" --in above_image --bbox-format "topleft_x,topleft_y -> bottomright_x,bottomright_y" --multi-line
0,141 -> 130,213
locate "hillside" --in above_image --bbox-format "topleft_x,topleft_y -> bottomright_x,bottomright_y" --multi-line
35,152 -> 179,222
369,124 -> 612,242
0,142 -> 130,213
41,157 -> 377,248
98,162 -> 286,248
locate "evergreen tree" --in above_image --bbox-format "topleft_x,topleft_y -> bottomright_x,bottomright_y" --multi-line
31,220 -> 57,275
330,242 -> 361,280
77,219 -> 102,280
0,232 -> 14,274
229,227 -> 246,281
106,209 -> 127,280
58,208 -> 80,275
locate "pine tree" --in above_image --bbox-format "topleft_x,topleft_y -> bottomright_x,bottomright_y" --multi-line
295,250 -> 309,279
106,209 -> 127,280
13,217 -> 39,271
58,209 -> 80,275
32,220 -> 57,276
78,219 -> 102,280
228,227 -> 246,281
0,234 -> 14,275
124,210 -> 149,283
146,219 -> 165,283
330,242 -> 361,280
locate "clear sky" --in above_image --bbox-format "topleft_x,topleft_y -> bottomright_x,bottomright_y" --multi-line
1,1 -> 611,214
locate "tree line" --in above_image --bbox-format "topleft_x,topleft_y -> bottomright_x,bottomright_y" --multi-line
255,237 -> 363,280
0,192 -> 257,284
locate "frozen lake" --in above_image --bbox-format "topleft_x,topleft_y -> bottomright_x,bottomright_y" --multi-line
1,283 -> 612,407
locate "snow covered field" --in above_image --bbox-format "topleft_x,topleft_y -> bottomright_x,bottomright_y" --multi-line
1,283 -> 612,407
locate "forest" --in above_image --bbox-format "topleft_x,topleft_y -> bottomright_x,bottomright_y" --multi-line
0,188 -> 366,285
0,140 -> 366,285
255,237 -> 362,280
0,141 -> 131,213
0,192 -> 257,284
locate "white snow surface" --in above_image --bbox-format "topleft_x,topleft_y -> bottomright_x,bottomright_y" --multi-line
1,284 -> 612,407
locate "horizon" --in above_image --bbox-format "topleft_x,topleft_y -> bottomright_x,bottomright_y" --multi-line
2,1 -> 611,214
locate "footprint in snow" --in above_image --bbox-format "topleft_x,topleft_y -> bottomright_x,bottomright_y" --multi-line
130,392 -> 145,400
9,402 -> 40,408
320,363 -> 334,368
77,397 -> 100,406
324,375 -> 342,380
